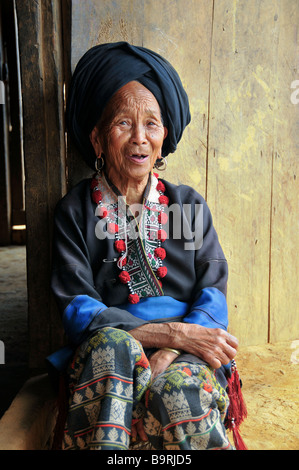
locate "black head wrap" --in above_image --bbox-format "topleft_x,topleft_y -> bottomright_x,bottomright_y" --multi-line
66,42 -> 191,169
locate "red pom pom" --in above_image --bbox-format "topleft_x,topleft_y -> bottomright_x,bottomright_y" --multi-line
158,212 -> 168,225
128,293 -> 140,304
157,266 -> 167,278
115,239 -> 126,253
153,172 -> 159,178
119,271 -> 130,283
97,206 -> 108,218
92,189 -> 102,204
107,223 -> 119,234
156,181 -> 165,192
154,247 -> 166,260
159,195 -> 169,206
157,229 -> 167,242
90,178 -> 98,189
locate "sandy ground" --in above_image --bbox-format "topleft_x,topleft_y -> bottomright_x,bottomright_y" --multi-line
0,245 -> 298,450
235,341 -> 299,450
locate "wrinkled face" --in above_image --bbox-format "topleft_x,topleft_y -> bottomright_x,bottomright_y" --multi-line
90,81 -> 168,184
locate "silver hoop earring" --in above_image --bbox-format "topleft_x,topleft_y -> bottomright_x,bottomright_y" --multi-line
154,156 -> 167,171
95,154 -> 105,174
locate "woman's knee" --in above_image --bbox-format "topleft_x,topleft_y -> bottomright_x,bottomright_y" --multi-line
144,363 -> 231,450
146,363 -> 228,419
69,327 -> 146,383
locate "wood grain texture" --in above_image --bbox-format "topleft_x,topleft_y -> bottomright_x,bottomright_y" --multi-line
68,0 -> 146,187
142,0 -> 213,197
269,0 -> 299,342
207,0 -> 277,345
16,0 -> 66,366
69,0 -> 213,195
16,0 -> 299,368
66,0 -> 299,346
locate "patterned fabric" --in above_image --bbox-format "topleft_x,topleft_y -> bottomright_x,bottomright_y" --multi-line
62,328 -> 232,450
63,328 -> 150,450
95,173 -> 164,299
143,363 -> 231,450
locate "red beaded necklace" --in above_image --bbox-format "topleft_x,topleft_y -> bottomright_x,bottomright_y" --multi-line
91,172 -> 169,304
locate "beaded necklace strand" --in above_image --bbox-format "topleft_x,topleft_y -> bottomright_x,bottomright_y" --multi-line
91,173 -> 169,304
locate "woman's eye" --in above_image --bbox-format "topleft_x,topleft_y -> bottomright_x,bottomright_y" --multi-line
116,118 -> 130,126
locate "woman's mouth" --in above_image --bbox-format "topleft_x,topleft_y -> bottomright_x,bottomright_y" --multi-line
127,154 -> 149,163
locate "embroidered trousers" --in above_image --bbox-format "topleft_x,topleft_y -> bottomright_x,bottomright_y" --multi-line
62,327 -> 232,450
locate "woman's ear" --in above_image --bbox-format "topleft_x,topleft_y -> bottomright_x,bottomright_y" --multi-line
89,126 -> 103,156
163,127 -> 168,140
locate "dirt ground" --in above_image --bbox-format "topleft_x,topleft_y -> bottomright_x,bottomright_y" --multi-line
234,341 -> 299,450
0,245 -> 298,450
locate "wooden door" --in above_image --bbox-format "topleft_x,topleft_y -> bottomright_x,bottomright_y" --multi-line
15,0 -> 299,368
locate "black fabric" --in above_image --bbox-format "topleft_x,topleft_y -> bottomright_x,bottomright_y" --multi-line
66,42 -> 191,169
51,177 -> 228,338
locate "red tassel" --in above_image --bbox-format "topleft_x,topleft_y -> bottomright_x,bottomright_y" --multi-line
128,293 -> 140,304
154,247 -> 166,260
226,360 -> 248,450
158,195 -> 169,206
230,419 -> 248,450
227,365 -> 247,426
157,229 -> 167,242
156,181 -> 166,192
119,270 -> 131,283
157,266 -> 167,278
115,239 -> 126,253
158,211 -> 168,225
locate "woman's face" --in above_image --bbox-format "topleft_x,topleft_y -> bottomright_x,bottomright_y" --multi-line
90,81 -> 168,186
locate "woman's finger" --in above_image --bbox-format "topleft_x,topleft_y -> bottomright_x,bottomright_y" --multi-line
131,423 -> 137,441
136,419 -> 148,442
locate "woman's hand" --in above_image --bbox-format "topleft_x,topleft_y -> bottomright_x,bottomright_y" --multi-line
130,322 -> 238,370
131,419 -> 148,444
131,348 -> 178,444
148,348 -> 179,380
172,323 -> 238,369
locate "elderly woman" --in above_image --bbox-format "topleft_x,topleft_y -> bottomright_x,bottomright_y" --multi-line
48,42 -> 246,451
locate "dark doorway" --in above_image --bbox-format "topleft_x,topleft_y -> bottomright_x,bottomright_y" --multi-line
0,0 -> 25,246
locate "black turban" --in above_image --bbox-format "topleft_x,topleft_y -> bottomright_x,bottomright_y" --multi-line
66,42 -> 191,170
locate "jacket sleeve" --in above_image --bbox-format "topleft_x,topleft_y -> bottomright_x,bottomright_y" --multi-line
51,188 -> 149,348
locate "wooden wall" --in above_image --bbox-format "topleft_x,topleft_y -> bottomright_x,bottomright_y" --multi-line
16,0 -> 299,366
70,0 -> 299,346
16,0 -> 67,367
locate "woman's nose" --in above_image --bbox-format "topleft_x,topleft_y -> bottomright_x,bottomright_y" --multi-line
130,124 -> 147,145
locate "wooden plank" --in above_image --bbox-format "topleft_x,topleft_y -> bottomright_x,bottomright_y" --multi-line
65,0 -> 299,348
142,0 -> 213,196
207,0 -> 278,346
0,0 -> 11,245
15,0 -> 66,367
2,0 -> 25,228
68,0 -> 145,188
71,0 -> 144,70
269,0 -> 299,342
69,0 -> 213,196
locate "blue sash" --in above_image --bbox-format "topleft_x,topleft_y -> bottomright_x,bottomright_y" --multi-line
116,295 -> 189,321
